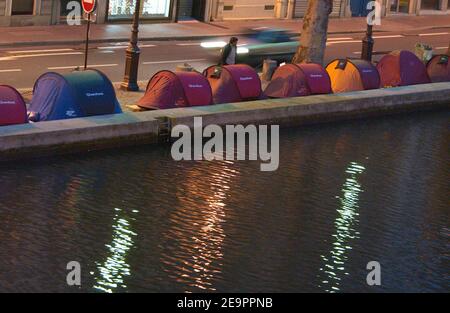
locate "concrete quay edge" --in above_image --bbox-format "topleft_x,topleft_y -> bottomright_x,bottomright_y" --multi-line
1,82 -> 449,161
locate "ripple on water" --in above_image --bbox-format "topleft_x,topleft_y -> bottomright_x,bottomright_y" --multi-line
0,110 -> 448,292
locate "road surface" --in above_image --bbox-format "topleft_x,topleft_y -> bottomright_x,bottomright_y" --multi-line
0,28 -> 448,89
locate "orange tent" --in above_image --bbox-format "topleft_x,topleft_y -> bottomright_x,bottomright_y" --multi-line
326,59 -> 380,93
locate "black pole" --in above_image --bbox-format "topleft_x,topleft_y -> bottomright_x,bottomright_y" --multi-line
84,13 -> 91,70
121,0 -> 141,91
361,23 -> 374,62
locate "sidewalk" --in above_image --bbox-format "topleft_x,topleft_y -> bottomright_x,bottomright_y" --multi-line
0,15 -> 449,47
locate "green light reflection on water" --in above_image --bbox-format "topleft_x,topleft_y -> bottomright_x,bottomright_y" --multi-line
318,162 -> 365,293
93,207 -> 138,293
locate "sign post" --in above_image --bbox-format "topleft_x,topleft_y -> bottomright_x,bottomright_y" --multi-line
82,0 -> 96,70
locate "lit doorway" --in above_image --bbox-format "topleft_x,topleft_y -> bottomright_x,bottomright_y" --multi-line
176,0 -> 206,21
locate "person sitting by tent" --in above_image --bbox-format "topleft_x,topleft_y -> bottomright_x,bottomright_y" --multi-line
220,37 -> 239,65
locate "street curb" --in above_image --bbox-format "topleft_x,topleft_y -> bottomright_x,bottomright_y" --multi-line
1,82 -> 449,161
1,24 -> 449,48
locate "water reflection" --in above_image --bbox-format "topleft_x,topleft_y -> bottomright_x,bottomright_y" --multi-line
93,208 -> 138,293
319,162 -> 365,293
0,111 -> 448,293
160,161 -> 239,292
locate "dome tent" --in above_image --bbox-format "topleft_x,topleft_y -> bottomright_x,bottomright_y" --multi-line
326,59 -> 380,93
203,64 -> 263,104
28,69 -> 122,122
426,54 -> 450,83
376,50 -> 430,87
138,70 -> 212,110
264,63 -> 332,98
0,85 -> 27,126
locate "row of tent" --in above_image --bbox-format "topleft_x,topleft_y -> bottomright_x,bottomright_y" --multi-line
138,50 -> 449,109
1,50 -> 449,127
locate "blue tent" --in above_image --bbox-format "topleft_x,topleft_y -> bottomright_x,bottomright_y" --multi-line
29,69 -> 122,122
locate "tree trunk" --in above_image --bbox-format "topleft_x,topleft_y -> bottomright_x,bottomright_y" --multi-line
292,0 -> 333,65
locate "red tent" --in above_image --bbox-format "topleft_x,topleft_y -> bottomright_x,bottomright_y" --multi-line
377,50 -> 430,87
427,54 -> 450,83
264,63 -> 332,98
0,85 -> 27,126
138,70 -> 213,110
204,64 -> 263,104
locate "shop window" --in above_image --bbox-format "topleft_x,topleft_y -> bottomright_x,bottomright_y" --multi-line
12,0 -> 35,15
108,0 -> 172,20
390,0 -> 410,13
421,0 -> 440,10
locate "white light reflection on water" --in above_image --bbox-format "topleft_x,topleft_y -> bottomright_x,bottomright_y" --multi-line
318,162 -> 365,293
93,208 -> 138,293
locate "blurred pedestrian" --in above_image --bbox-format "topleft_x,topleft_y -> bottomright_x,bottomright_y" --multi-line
220,37 -> 239,65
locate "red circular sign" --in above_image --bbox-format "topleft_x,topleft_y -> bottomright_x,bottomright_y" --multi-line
82,0 -> 96,13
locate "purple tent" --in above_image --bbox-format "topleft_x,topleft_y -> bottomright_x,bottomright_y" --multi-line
264,63 -> 332,98
204,64 -> 263,104
377,50 -> 430,87
0,85 -> 27,126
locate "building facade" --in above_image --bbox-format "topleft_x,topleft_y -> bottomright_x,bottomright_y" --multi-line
0,0 -> 53,26
209,0 -> 448,20
0,0 -> 447,27
209,0 -> 343,20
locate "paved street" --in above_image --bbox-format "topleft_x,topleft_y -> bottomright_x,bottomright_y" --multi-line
0,27 -> 448,89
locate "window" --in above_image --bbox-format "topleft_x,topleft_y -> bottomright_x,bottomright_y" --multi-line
108,0 -> 172,20
389,0 -> 410,13
12,0 -> 35,15
421,0 -> 440,10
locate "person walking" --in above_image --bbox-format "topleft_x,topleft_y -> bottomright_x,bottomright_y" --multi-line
220,37 -> 239,65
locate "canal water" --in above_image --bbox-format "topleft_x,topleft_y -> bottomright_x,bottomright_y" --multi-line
0,110 -> 448,293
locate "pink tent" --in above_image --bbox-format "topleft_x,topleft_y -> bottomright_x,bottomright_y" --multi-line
138,70 -> 213,110
427,54 -> 450,82
377,50 -> 430,87
0,85 -> 27,126
204,64 -> 263,104
264,63 -> 332,98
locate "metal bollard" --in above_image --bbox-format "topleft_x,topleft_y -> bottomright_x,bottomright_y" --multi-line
361,24 -> 374,62
262,59 -> 278,81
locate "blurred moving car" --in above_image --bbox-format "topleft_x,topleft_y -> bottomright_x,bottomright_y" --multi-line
201,29 -> 299,68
